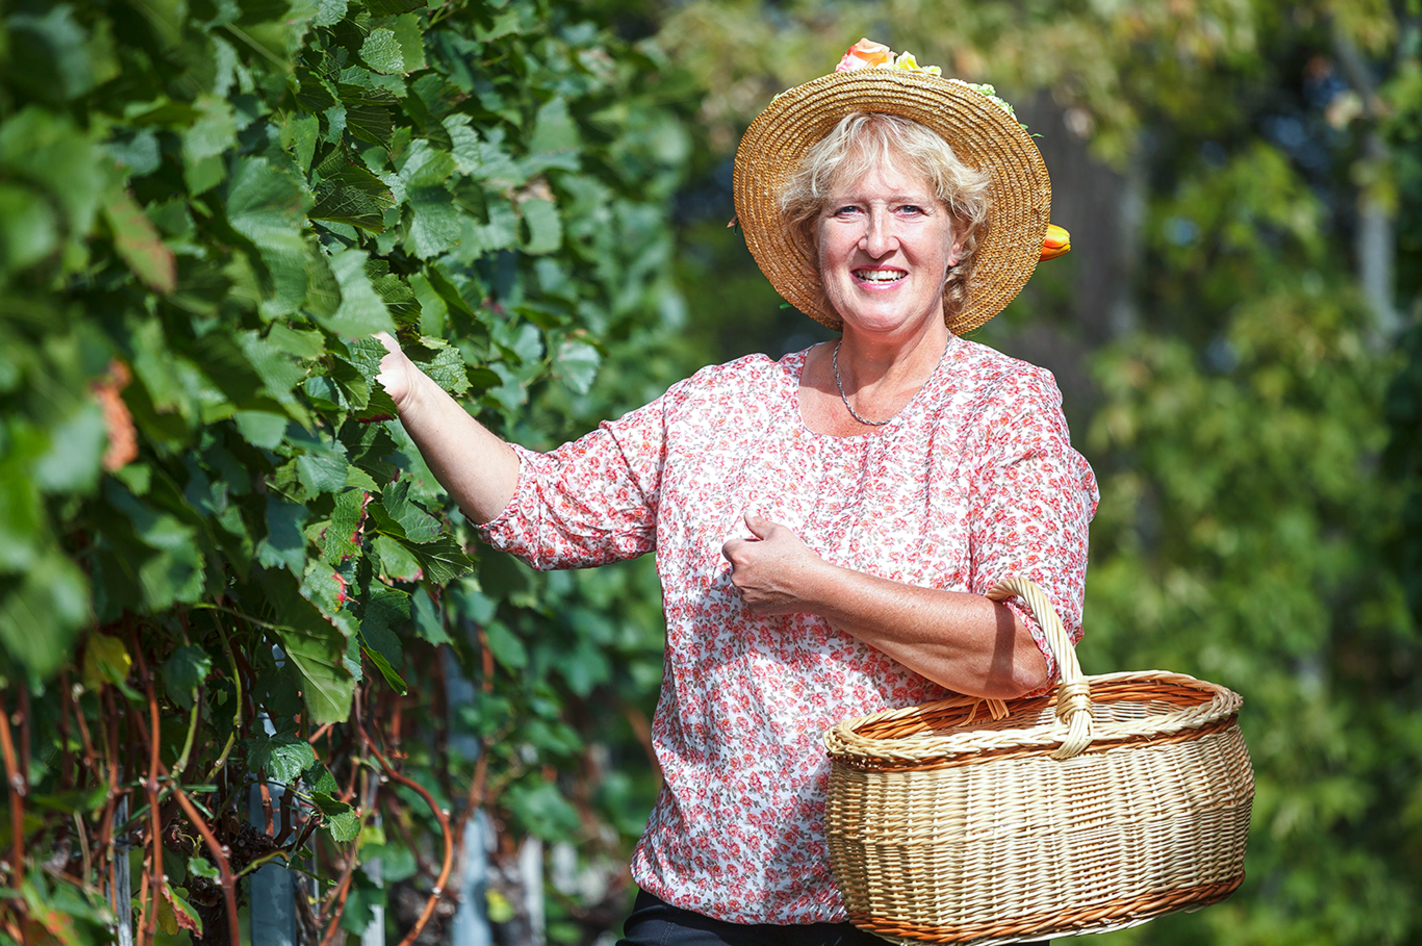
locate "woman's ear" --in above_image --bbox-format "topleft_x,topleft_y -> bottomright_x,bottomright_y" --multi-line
947,238 -> 964,268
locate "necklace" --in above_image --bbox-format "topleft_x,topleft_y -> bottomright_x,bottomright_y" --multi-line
832,340 -> 893,427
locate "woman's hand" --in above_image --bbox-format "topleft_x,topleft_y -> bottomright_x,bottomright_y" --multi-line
366,331 -> 520,524
374,331 -> 420,412
722,513 -> 831,615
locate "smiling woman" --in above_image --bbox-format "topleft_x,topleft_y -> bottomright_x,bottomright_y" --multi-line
376,37 -> 1093,946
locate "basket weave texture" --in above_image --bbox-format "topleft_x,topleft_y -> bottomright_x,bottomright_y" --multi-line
822,577 -> 1254,945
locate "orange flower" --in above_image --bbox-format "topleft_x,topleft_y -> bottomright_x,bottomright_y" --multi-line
92,360 -> 138,472
836,38 -> 893,72
1040,224 -> 1071,260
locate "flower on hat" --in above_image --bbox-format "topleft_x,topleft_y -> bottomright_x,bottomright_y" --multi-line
950,79 -> 1022,125
836,38 -> 893,72
891,51 -> 942,76
836,39 -> 947,77
1040,224 -> 1072,260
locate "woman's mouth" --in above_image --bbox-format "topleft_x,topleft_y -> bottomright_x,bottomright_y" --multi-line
853,269 -> 905,284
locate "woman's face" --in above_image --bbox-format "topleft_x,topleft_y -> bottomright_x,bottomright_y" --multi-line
816,160 -> 962,340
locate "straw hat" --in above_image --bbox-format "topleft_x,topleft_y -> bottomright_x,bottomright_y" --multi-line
732,46 -> 1052,335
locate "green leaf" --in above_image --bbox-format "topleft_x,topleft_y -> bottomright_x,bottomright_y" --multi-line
187,857 -> 220,881
362,583 -> 409,643
364,0 -> 426,14
371,270 -> 419,323
361,28 -> 407,74
519,199 -> 561,255
258,570 -> 356,725
311,161 -> 395,233
381,480 -> 440,542
321,249 -> 396,336
338,85 -> 398,146
296,452 -> 349,495
32,402 -> 106,494
360,641 -> 407,694
294,63 -> 339,113
483,620 -> 526,670
256,498 -> 310,574
225,156 -> 314,316
525,97 -> 581,174
406,534 -> 472,584
554,339 -> 600,395
388,14 -> 426,73
372,533 -> 422,581
183,96 -> 238,194
162,645 -> 214,711
0,184 -> 61,272
247,733 -> 317,783
504,779 -> 580,840
310,791 -> 361,842
285,111 -> 321,173
235,410 -> 289,449
5,6 -> 109,103
410,586 -> 451,645
314,487 -> 366,565
0,108 -> 105,246
303,759 -> 340,795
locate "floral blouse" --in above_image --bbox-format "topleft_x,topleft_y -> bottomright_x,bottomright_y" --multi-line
477,337 -> 1099,924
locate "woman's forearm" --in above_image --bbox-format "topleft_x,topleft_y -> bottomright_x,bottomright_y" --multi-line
379,344 -> 520,524
799,563 -> 1050,699
723,513 -> 1051,699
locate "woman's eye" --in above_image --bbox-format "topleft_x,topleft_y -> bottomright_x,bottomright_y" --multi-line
899,205 -> 926,216
832,205 -> 861,217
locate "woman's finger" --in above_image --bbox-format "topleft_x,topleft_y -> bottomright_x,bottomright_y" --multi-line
374,330 -> 400,354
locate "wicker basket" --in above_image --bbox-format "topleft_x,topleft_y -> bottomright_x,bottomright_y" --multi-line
823,577 -> 1254,945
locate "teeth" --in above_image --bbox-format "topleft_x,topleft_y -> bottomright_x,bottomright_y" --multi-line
856,270 -> 904,283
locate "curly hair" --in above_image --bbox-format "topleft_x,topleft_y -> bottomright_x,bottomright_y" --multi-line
778,112 -> 992,326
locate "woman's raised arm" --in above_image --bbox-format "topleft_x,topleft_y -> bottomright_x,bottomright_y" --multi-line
375,332 -> 520,524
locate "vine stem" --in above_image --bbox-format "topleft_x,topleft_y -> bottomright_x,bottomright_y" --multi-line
99,687 -> 121,913
131,626 -> 163,946
0,686 -> 26,889
362,727 -> 454,946
203,614 -> 243,782
169,787 -> 240,946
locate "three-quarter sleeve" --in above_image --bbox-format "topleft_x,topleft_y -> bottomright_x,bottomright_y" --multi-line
965,366 -> 1099,682
475,385 -> 681,570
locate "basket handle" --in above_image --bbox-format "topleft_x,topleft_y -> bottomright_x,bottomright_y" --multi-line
987,577 -> 1094,760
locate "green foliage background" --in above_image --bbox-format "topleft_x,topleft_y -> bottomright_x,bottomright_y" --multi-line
0,0 -> 699,941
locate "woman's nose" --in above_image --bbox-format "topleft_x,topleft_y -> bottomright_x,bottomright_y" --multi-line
860,209 -> 897,257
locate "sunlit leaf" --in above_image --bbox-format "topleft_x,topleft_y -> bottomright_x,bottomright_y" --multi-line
321,248 -> 396,335
82,632 -> 131,690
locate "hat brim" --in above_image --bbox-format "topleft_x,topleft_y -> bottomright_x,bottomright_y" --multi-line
732,69 -> 1051,335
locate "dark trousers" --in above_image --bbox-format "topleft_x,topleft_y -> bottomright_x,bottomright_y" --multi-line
618,890 -> 1048,946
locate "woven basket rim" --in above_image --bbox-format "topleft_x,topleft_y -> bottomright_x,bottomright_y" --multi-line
825,669 -> 1243,767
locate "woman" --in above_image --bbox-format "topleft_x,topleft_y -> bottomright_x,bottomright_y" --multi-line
377,39 -> 1096,946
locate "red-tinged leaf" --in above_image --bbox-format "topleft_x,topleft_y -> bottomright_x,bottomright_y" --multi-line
103,189 -> 175,293
158,882 -> 203,936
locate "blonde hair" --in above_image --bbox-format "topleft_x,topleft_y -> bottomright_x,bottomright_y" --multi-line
779,112 -> 992,325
